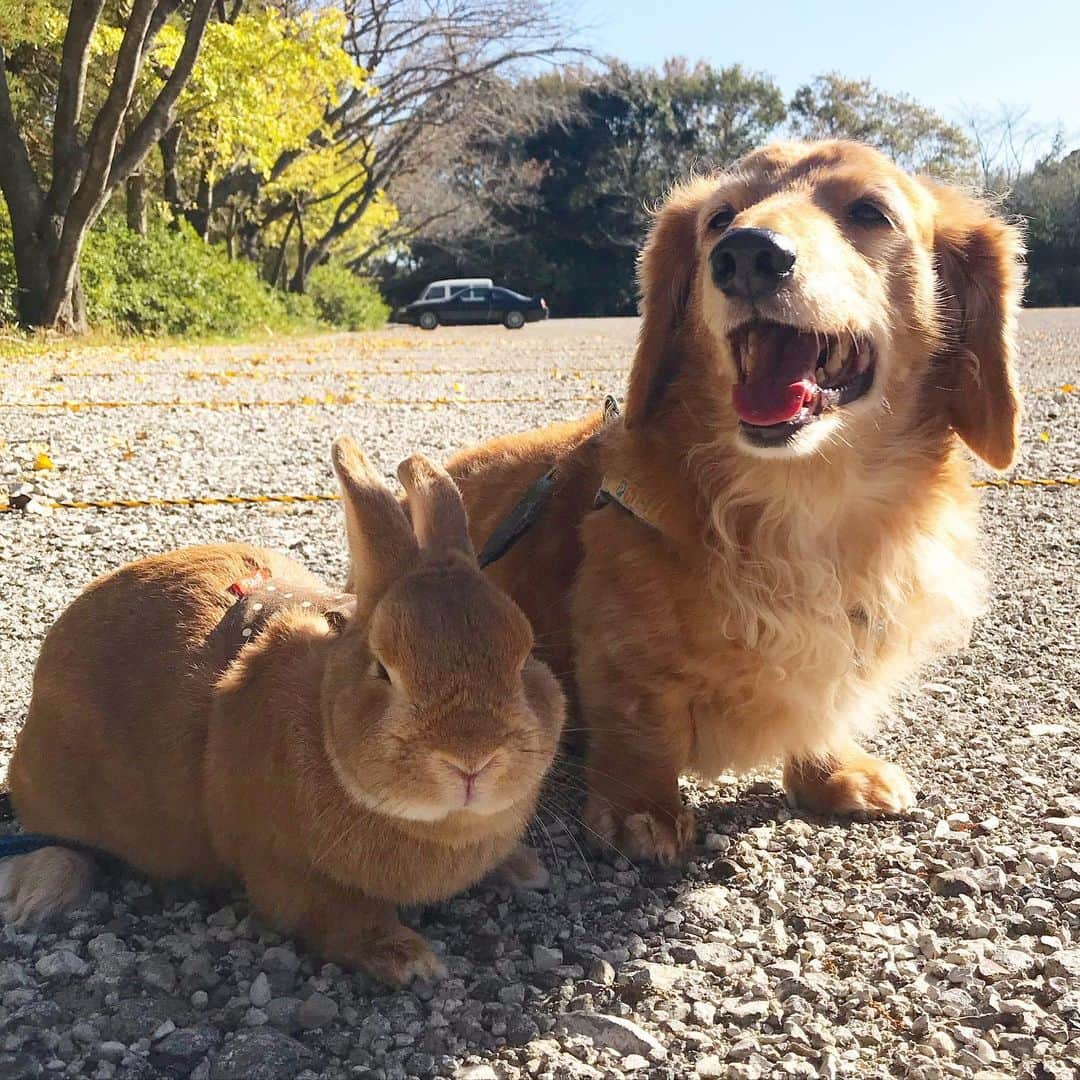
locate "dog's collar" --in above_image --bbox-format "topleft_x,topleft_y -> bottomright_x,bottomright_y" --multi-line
593,476 -> 659,531
590,395 -> 660,531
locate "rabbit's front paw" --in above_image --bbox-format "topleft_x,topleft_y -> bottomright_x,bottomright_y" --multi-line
584,795 -> 695,864
365,926 -> 447,986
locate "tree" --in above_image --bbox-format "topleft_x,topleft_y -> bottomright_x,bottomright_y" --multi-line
148,5 -> 387,287
186,0 -> 580,293
383,60 -> 786,316
0,0 -> 223,330
1008,148 -> 1080,306
304,0 -> 579,288
961,103 -> 1059,192
789,73 -> 974,177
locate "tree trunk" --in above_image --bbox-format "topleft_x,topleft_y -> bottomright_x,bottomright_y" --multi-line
2,0 -> 217,332
192,173 -> 213,239
272,206 -> 298,289
9,223 -> 53,328
9,208 -> 87,332
160,125 -> 182,213
225,204 -> 238,259
289,210 -> 308,293
126,171 -> 148,234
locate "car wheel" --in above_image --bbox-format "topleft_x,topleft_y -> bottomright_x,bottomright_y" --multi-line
418,311 -> 439,331
503,310 -> 526,330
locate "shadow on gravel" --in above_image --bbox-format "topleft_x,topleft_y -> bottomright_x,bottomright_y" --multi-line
1,771 -> 802,1079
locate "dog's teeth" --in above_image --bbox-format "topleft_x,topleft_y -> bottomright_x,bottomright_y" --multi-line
815,366 -> 827,383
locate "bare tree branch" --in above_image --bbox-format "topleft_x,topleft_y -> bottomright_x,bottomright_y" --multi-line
0,47 -> 44,222
48,0 -> 107,213
962,102 -> 1054,192
44,0 -> 220,326
109,0 -> 218,192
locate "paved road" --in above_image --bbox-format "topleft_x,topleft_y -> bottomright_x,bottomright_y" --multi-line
0,314 -> 1077,1080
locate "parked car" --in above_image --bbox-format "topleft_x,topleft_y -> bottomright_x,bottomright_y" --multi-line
395,281 -> 548,330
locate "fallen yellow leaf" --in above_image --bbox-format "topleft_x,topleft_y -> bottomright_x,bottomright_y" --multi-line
1039,431 -> 1050,442
33,452 -> 55,471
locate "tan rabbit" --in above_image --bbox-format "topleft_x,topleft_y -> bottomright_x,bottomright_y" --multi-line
2,437 -> 565,984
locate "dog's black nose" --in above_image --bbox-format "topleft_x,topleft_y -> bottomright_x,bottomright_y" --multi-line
710,228 -> 796,299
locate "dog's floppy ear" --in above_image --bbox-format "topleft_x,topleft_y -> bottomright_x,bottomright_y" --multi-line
624,185 -> 705,429
927,181 -> 1025,471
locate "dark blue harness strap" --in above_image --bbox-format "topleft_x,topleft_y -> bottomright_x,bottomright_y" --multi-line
475,394 -> 623,570
0,833 -> 92,858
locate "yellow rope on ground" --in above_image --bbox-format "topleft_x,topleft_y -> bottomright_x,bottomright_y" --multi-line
2,382 -> 1075,412
1,477 -> 1076,514
8,382 -> 1080,410
0,493 -> 343,514
0,393 -> 583,410
971,477 -> 1080,488
14,365 -> 631,381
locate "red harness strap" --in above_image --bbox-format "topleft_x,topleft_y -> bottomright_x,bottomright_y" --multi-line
227,569 -> 271,598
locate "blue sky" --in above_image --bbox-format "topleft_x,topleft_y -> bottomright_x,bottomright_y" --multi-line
577,0 -> 1078,150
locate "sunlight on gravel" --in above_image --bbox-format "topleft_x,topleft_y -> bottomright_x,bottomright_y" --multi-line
0,315 -> 1077,1080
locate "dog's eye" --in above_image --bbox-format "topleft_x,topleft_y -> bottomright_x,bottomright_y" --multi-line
370,660 -> 390,682
848,200 -> 892,227
708,206 -> 736,231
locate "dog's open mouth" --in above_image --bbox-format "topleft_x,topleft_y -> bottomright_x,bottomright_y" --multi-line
729,323 -> 876,445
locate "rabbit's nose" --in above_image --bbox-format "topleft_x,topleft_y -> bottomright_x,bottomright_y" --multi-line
438,751 -> 497,802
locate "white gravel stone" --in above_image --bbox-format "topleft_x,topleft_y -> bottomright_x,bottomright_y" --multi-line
531,944 -> 564,971
297,992 -> 338,1030
249,971 -> 272,1007
559,1013 -> 667,1059
35,950 -> 88,979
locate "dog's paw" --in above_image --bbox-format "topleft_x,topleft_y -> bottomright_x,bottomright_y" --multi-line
363,926 -> 447,987
495,844 -> 550,890
584,796 -> 696,864
786,755 -> 915,816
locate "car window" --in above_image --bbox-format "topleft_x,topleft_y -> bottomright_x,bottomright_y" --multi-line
463,288 -> 490,302
424,286 -> 445,300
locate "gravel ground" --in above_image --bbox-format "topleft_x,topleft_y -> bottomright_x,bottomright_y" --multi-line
0,314 -> 1078,1080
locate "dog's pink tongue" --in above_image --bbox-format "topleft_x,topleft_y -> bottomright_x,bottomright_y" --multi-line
732,328 -> 819,426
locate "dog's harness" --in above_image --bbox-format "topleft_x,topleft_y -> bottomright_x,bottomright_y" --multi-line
475,395 -> 657,569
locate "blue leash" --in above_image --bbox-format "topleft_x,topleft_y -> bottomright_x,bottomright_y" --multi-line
0,793 -> 90,858
0,833 -> 87,857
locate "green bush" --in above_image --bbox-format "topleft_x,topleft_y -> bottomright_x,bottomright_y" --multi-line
306,262 -> 389,330
80,218 -> 316,337
0,210 -> 390,336
0,205 -> 19,325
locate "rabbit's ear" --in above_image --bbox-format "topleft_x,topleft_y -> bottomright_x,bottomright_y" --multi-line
397,454 -> 476,563
332,437 -> 418,605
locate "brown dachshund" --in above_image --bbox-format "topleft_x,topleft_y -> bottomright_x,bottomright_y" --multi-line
442,139 -> 1023,861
